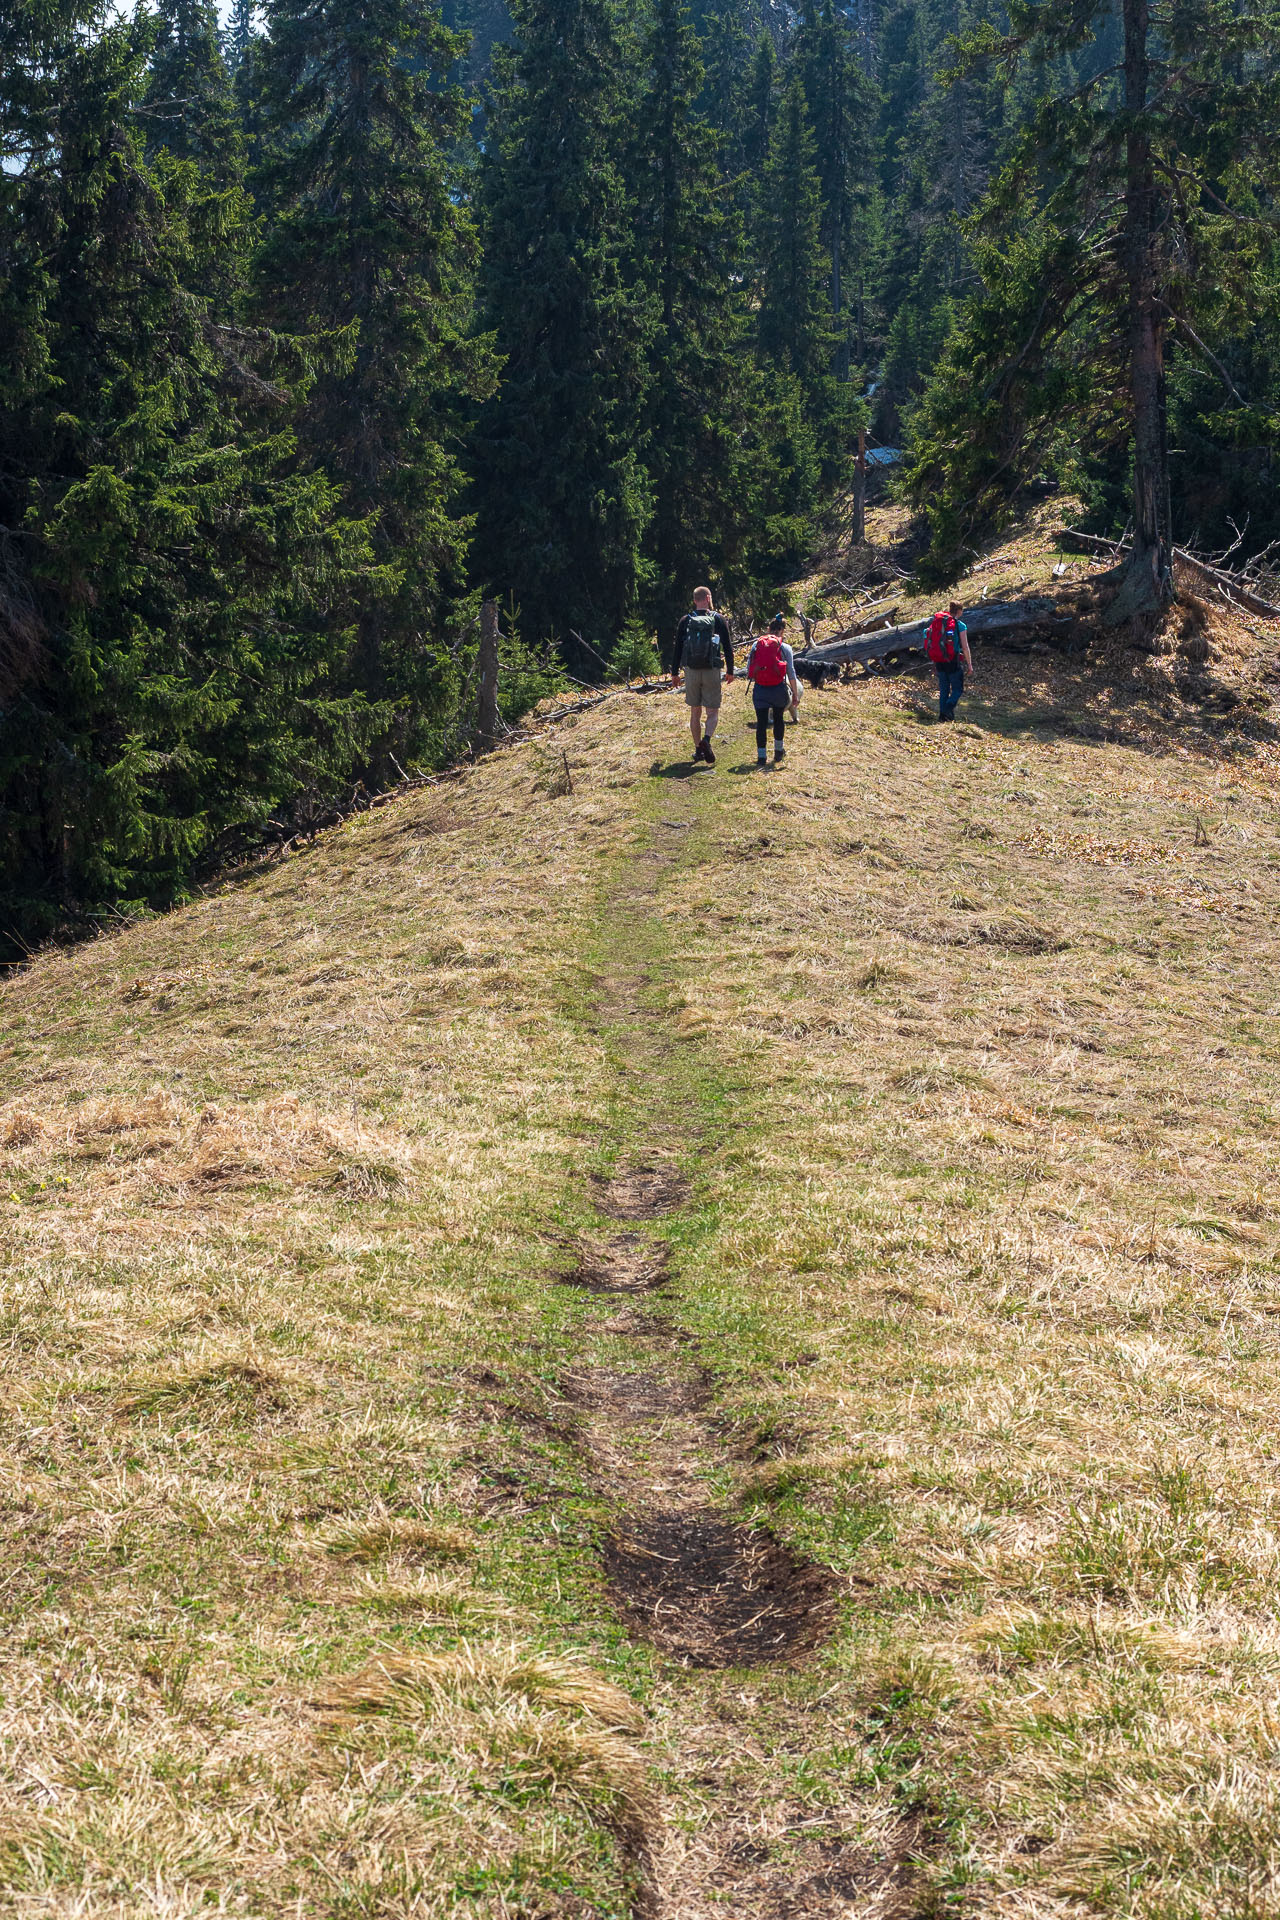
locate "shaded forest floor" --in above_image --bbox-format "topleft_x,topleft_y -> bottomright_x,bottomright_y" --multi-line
3,513 -> 1280,1916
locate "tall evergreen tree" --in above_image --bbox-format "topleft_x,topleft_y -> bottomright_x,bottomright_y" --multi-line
906,0 -> 1280,611
252,0 -> 493,745
794,1 -> 874,381
633,0 -> 771,628
694,0 -> 757,166
0,0 -> 378,952
224,0 -> 257,70
145,0 -> 247,321
755,77 -> 838,415
742,33 -> 776,180
146,0 -> 242,190
470,0 -> 651,665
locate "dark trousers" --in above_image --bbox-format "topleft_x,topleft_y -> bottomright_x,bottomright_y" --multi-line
937,665 -> 965,720
754,692 -> 788,749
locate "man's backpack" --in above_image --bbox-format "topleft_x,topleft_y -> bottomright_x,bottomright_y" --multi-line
682,610 -> 722,670
925,611 -> 960,666
751,636 -> 788,687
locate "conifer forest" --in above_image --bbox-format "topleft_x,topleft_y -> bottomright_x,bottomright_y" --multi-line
2,0 -> 1279,953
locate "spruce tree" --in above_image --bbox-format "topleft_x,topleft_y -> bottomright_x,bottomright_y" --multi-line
871,0 -> 1010,439
0,0 -> 376,951
252,0 -> 493,744
694,0 -> 757,169
633,0 -> 769,630
146,0 -> 242,192
755,77 -> 838,420
470,0 -> 651,666
224,0 -> 258,70
145,0 -> 248,321
794,2 -> 874,383
908,0 -> 1280,614
742,34 -> 776,180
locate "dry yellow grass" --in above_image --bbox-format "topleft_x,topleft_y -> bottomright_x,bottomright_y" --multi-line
3,508 -> 1280,1914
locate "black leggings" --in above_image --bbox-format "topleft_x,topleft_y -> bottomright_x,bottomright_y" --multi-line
755,699 -> 787,749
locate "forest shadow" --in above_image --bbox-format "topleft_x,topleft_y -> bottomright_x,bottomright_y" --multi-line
896,671 -> 1278,761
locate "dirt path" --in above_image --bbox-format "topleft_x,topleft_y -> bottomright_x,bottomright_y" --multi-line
567,784 -> 917,1919
567,1174 -> 835,1673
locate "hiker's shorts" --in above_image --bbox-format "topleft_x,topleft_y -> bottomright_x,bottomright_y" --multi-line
683,666 -> 722,709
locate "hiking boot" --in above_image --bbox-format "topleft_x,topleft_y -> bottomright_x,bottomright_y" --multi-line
702,738 -> 716,765
693,737 -> 707,761
773,745 -> 786,763
757,750 -> 767,766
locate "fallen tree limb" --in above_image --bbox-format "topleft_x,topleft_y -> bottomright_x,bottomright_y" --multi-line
823,603 -> 901,641
1173,553 -> 1280,620
1060,527 -> 1280,620
794,595 -> 1069,676
1058,528 -> 1121,559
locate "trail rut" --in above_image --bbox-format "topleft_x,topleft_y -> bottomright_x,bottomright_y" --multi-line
562,1199 -> 836,1671
575,798 -> 849,1915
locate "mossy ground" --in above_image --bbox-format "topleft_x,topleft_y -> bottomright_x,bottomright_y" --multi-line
4,571 -> 1280,1914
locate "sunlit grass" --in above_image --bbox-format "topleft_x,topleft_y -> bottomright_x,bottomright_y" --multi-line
2,506 -> 1280,1911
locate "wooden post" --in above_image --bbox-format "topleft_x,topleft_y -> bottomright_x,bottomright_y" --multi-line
476,598 -> 499,752
852,426 -> 867,547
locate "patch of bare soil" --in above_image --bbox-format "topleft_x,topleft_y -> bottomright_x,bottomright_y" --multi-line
671,1816 -> 933,1920
604,1512 -> 836,1669
563,1367 -> 708,1421
596,1164 -> 690,1220
567,1230 -> 837,1676
568,1232 -> 670,1294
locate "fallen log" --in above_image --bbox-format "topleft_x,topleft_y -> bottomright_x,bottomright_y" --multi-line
1060,527 -> 1280,620
794,595 -> 1068,679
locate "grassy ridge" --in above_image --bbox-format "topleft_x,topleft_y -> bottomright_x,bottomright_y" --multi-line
3,628 -> 1280,1915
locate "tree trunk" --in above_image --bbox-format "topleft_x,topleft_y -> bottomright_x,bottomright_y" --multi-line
851,425 -> 866,545
832,226 -> 848,383
476,599 -> 499,752
1107,0 -> 1174,625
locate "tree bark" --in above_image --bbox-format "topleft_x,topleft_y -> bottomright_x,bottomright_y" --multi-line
476,598 -> 499,752
833,224 -> 847,383
1107,0 -> 1174,624
851,425 -> 866,546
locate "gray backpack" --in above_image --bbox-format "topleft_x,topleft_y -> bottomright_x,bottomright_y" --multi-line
683,611 -> 722,670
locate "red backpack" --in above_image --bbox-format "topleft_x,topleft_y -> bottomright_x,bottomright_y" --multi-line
751,635 -> 788,687
925,611 -> 960,665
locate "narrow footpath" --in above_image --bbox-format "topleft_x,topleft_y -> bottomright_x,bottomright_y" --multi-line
559,766 -> 919,1919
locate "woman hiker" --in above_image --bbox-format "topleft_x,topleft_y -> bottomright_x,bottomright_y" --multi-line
924,600 -> 974,722
745,615 -> 801,766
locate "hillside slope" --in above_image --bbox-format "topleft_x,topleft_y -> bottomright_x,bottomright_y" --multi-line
4,602 -> 1280,1918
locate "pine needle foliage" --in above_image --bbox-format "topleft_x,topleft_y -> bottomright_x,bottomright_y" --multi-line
469,0 -> 653,671
0,0 -> 378,956
905,0 -> 1280,602
252,0 -> 496,763
632,0 -> 778,629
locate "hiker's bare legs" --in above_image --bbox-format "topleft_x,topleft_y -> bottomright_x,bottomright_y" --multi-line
688,705 -> 704,751
702,707 -> 720,743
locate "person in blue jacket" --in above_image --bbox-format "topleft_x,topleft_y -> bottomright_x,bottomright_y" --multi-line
926,600 -> 974,721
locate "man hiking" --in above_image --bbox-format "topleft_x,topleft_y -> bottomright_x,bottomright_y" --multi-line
671,585 -> 734,765
924,600 -> 974,722
745,615 -> 801,766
